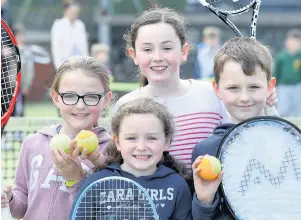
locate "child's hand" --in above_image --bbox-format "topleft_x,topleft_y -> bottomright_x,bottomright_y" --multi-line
1,185 -> 12,208
266,87 -> 278,106
51,144 -> 84,182
192,156 -> 223,205
71,141 -> 107,169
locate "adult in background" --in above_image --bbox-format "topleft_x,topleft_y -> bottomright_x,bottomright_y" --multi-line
194,26 -> 221,80
90,43 -> 112,79
51,0 -> 88,71
12,24 -> 35,117
274,29 -> 301,117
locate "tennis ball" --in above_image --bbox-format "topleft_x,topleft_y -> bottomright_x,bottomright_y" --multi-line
198,155 -> 221,180
75,130 -> 98,154
50,134 -> 71,154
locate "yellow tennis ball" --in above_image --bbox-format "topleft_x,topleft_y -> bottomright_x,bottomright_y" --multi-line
75,130 -> 98,154
198,155 -> 221,180
50,134 -> 71,154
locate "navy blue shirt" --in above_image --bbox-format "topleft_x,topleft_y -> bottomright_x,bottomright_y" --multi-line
70,163 -> 218,220
192,123 -> 235,220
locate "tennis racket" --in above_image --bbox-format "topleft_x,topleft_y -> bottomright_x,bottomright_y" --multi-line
217,116 -> 301,219
70,176 -> 159,220
198,0 -> 278,116
1,19 -> 21,220
198,0 -> 261,39
1,19 -> 22,131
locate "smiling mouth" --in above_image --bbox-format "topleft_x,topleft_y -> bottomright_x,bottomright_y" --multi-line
133,155 -> 151,160
238,105 -> 254,108
151,66 -> 167,71
72,113 -> 89,117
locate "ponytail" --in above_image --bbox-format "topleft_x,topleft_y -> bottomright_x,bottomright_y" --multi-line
139,73 -> 148,87
161,151 -> 184,176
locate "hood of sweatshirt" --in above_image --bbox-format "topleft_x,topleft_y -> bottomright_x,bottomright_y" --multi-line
37,124 -> 111,144
104,162 -> 177,182
212,123 -> 235,136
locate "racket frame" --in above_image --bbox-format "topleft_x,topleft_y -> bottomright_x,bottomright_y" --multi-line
198,0 -> 261,38
1,19 -> 22,128
216,116 -> 301,219
70,176 -> 159,220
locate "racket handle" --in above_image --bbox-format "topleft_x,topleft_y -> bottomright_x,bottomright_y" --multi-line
264,105 -> 279,117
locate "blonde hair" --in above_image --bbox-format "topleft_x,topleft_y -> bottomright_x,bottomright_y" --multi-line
50,56 -> 110,93
90,43 -> 110,58
202,26 -> 221,39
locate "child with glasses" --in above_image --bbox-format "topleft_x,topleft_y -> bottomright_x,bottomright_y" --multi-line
1,56 -> 112,219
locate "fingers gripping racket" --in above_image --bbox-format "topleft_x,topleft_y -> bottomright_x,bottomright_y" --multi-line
217,116 -> 301,219
70,176 -> 159,220
1,19 -> 21,220
1,19 -> 22,131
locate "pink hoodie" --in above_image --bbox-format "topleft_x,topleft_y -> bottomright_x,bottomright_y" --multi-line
8,124 -> 111,220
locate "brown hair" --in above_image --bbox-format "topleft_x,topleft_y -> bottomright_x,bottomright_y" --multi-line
214,37 -> 273,84
63,0 -> 79,10
106,98 -> 184,175
123,7 -> 188,87
286,28 -> 301,40
50,56 -> 110,94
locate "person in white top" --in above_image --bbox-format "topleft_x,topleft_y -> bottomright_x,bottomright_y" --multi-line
115,8 -> 278,181
51,0 -> 88,70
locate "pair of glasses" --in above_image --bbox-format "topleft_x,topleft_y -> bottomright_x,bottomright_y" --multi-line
58,91 -> 107,106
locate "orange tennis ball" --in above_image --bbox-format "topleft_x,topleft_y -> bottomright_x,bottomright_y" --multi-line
75,130 -> 98,154
198,155 -> 221,180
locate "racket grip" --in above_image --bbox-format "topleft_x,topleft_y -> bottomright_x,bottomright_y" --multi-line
264,105 -> 279,117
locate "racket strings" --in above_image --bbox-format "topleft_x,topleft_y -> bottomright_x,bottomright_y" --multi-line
239,149 -> 301,196
220,121 -> 301,219
74,179 -> 156,220
1,25 -> 18,117
206,0 -> 255,12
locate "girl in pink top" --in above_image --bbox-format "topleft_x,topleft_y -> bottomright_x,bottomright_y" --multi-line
1,56 -> 112,219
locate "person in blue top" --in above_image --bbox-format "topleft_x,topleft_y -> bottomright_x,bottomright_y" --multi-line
191,37 -> 277,219
194,26 -> 221,80
70,98 -> 221,220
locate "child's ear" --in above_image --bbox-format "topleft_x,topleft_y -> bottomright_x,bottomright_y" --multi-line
212,80 -> 222,100
128,47 -> 138,65
112,134 -> 121,151
50,90 -> 61,108
267,77 -> 276,94
181,43 -> 190,62
103,91 -> 112,109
